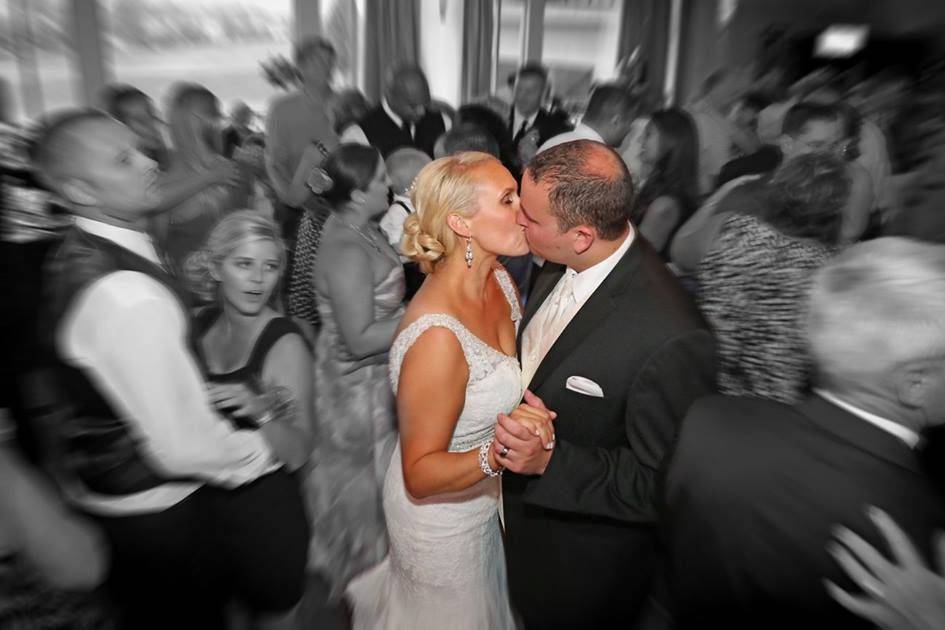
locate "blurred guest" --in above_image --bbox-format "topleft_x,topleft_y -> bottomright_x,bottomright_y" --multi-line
265,37 -> 339,244
304,145 -> 405,600
379,147 -> 431,300
222,100 -> 256,159
697,153 -> 848,403
632,108 -> 699,257
187,210 -> 313,630
156,83 -> 251,274
809,84 -> 891,213
379,147 -> 431,252
340,64 -> 450,158
730,91 -> 771,152
673,102 -> 850,273
538,83 -> 637,153
507,63 -> 572,173
435,124 -> 501,159
0,422 -> 112,628
100,84 -> 169,168
687,70 -> 760,194
455,103 -> 515,169
666,237 -> 945,630
35,109 -> 303,629
101,83 -> 239,216
327,88 -> 370,136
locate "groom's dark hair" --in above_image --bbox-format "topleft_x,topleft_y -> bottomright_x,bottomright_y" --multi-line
525,140 -> 633,240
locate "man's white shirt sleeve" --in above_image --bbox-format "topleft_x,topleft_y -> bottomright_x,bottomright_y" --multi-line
60,271 -> 278,489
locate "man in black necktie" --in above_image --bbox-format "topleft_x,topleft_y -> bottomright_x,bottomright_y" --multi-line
507,63 -> 572,176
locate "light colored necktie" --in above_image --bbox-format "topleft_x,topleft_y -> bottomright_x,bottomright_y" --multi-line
522,271 -> 575,387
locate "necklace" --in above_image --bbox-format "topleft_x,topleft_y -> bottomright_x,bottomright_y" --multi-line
342,219 -> 384,254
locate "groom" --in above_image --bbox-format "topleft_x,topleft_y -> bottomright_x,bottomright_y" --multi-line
495,140 -> 717,628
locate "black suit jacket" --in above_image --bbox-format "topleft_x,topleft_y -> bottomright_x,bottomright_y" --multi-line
503,238 -> 716,629
508,109 -> 572,176
665,394 -> 945,630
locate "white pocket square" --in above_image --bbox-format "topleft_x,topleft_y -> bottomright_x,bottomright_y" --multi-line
565,375 -> 604,398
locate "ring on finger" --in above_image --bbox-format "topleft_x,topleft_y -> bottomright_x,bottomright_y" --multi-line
500,445 -> 510,457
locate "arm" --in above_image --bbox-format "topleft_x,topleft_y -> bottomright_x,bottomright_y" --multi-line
670,178 -> 754,273
339,123 -> 370,146
840,163 -> 875,242
320,242 -> 400,359
397,327 -> 500,498
156,160 -> 237,212
638,196 -> 682,253
0,446 -> 108,590
520,330 -> 716,523
259,333 -> 315,472
67,273 -> 277,488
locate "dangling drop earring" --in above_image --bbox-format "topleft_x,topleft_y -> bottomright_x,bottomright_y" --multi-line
465,236 -> 474,268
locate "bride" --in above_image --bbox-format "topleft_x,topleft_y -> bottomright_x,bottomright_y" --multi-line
347,152 -> 555,628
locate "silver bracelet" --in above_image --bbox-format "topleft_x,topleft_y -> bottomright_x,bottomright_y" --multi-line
479,441 -> 502,477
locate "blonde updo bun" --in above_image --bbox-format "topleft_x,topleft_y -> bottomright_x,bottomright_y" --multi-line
402,151 -> 498,274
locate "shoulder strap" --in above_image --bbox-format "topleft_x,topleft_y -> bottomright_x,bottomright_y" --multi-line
389,314 -> 472,393
493,267 -> 522,322
246,317 -> 308,379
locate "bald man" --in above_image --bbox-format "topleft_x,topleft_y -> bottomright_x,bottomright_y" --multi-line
340,63 -> 451,157
34,110 -> 306,628
498,140 -> 716,628
664,238 -> 945,629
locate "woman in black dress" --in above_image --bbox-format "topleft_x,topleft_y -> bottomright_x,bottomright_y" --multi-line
185,210 -> 313,630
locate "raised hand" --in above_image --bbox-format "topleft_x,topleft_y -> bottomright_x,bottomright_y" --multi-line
825,506 -> 945,630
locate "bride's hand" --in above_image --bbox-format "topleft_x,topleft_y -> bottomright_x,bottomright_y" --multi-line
501,391 -> 556,450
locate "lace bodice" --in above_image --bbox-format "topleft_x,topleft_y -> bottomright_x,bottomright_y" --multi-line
389,268 -> 522,452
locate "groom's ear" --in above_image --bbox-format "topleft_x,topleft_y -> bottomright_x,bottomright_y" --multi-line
571,225 -> 595,255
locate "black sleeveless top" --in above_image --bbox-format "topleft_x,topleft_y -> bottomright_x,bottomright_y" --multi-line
192,309 -> 309,430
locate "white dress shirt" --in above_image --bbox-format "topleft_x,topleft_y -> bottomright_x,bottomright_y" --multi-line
815,389 -> 920,448
537,121 -> 605,154
340,98 -> 452,146
379,194 -> 414,259
521,227 -> 635,388
59,217 -> 277,515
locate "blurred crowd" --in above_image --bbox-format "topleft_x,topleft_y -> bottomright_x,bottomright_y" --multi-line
2,32 -> 945,630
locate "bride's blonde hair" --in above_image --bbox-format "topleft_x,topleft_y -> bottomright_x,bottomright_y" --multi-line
402,151 -> 498,274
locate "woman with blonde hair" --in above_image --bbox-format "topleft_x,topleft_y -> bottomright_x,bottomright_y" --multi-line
346,152 -> 553,628
185,210 -> 312,630
157,83 -> 255,274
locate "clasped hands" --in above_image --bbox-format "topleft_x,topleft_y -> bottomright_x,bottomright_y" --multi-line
492,390 -> 557,476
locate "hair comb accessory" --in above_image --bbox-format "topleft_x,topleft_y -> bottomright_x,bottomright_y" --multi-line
306,167 -> 334,194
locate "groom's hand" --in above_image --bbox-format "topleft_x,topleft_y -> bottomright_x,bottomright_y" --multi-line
494,395 -> 556,475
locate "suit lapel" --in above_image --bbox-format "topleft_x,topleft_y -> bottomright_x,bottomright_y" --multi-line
525,240 -> 646,392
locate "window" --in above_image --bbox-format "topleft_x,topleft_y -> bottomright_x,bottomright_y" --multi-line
542,0 -> 624,114
0,0 -> 81,122
100,0 -> 293,121
320,0 -> 363,90
496,0 -> 525,103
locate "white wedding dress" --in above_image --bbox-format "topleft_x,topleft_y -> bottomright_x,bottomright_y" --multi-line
347,269 -> 521,630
